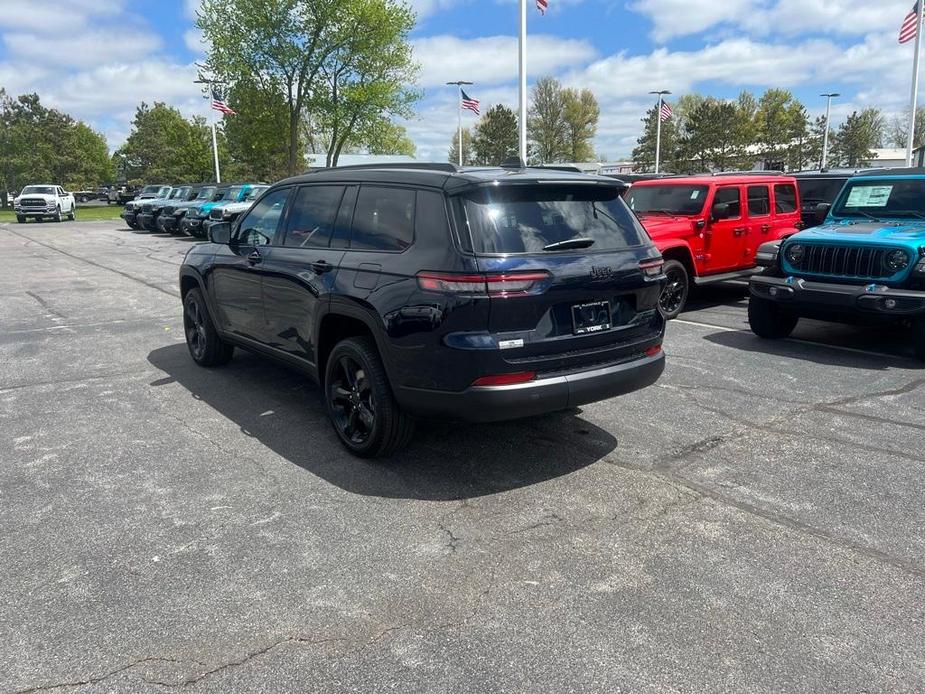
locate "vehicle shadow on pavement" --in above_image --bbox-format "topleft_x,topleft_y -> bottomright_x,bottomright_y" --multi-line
147,344 -> 615,500
703,329 -> 917,369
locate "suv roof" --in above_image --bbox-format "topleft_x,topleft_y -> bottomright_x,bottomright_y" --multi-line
633,173 -> 797,186
853,166 -> 925,177
276,164 -> 625,195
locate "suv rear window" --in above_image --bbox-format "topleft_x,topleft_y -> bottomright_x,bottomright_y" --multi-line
460,184 -> 646,255
350,186 -> 415,251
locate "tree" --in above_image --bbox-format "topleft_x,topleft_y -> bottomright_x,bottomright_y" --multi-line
114,102 -> 221,183
363,119 -> 415,156
561,88 -> 599,162
222,83 -> 295,182
831,108 -> 884,167
471,105 -> 518,166
0,90 -> 113,205
803,115 -> 828,170
886,107 -> 925,150
528,77 -> 568,163
448,128 -> 475,166
755,89 -> 808,169
198,0 -> 418,174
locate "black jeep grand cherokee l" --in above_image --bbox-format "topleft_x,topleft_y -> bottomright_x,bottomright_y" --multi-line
179,163 -> 667,457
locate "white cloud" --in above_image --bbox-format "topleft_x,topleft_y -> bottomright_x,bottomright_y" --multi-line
412,34 -> 596,87
405,0 -> 466,19
0,0 -> 121,33
3,30 -> 162,69
184,28 -> 207,55
629,0 -> 913,42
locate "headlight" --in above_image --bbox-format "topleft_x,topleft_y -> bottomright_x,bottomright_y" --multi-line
785,244 -> 805,265
885,249 -> 910,272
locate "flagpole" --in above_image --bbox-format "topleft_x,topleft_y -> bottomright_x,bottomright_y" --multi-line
654,94 -> 663,174
906,1 -> 925,166
458,84 -> 463,167
518,0 -> 527,164
210,105 -> 221,184
447,81 -> 473,167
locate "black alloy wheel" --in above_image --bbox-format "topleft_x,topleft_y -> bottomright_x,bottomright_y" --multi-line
658,259 -> 689,320
324,336 -> 414,458
184,294 -> 208,361
183,288 -> 234,367
328,355 -> 377,447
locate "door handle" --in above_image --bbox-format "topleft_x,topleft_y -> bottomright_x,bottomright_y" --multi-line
761,224 -> 771,233
247,249 -> 262,265
311,259 -> 332,274
733,226 -> 747,236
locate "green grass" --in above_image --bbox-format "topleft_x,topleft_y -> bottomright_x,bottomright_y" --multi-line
0,205 -> 126,223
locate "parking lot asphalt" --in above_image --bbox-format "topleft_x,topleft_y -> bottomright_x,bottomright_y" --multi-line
2,220 -> 923,693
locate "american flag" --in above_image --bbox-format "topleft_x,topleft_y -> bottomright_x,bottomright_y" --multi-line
536,0 -> 548,13
659,101 -> 673,122
461,89 -> 480,115
211,89 -> 236,115
900,2 -> 921,44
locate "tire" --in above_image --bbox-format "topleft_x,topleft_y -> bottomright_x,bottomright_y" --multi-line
748,295 -> 798,339
127,220 -> 138,229
53,206 -> 61,223
69,206 -> 76,221
658,259 -> 690,320
16,215 -> 25,224
324,336 -> 415,458
913,319 -> 925,362
183,288 -> 234,367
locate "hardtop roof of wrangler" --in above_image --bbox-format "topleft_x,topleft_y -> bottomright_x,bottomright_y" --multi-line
632,173 -> 798,186
274,162 -> 625,194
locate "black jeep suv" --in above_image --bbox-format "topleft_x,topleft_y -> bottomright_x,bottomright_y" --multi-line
179,163 -> 667,457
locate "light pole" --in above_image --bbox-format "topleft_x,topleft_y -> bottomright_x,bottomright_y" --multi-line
194,76 -> 224,183
649,90 -> 671,174
446,80 -> 473,167
518,0 -> 528,164
820,92 -> 840,170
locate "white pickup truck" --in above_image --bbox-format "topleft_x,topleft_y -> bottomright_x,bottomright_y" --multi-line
13,185 -> 77,223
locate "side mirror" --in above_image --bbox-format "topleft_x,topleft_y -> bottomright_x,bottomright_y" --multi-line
711,202 -> 731,221
815,202 -> 831,223
208,222 -> 231,245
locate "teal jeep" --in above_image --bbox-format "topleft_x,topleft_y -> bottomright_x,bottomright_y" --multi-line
748,169 -> 925,360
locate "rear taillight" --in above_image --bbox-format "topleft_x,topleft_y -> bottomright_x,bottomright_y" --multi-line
472,372 -> 536,387
417,271 -> 550,297
639,258 -> 664,278
645,344 -> 662,357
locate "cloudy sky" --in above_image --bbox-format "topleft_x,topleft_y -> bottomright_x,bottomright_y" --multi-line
0,0 -> 921,161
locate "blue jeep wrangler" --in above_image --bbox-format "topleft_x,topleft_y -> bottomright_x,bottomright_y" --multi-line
748,169 -> 925,360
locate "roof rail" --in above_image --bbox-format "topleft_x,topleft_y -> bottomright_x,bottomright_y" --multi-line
312,162 -> 460,173
854,166 -> 925,176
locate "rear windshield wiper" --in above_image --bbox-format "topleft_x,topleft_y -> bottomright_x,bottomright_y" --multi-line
543,238 -> 596,251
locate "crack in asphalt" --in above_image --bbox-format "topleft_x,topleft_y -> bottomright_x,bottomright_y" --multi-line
24,290 -> 66,320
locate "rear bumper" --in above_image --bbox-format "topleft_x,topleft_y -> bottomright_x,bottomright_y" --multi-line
750,275 -> 925,317
395,351 -> 665,422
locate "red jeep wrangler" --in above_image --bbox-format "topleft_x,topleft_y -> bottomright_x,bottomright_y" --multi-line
627,174 -> 802,318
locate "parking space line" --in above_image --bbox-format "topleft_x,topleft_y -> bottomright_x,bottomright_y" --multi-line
674,318 -> 744,333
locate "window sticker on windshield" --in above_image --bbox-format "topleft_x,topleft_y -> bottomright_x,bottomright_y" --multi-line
845,185 -> 893,208
690,190 -> 700,200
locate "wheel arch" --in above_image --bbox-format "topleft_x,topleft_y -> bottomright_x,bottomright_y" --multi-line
316,300 -> 393,386
659,243 -> 696,280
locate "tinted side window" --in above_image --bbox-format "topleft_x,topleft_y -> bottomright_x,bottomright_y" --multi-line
774,184 -> 797,214
350,186 -> 416,252
284,186 -> 344,248
748,186 -> 770,217
713,187 -> 741,218
234,188 -> 289,246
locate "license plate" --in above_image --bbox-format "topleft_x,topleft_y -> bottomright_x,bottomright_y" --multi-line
571,301 -> 612,335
